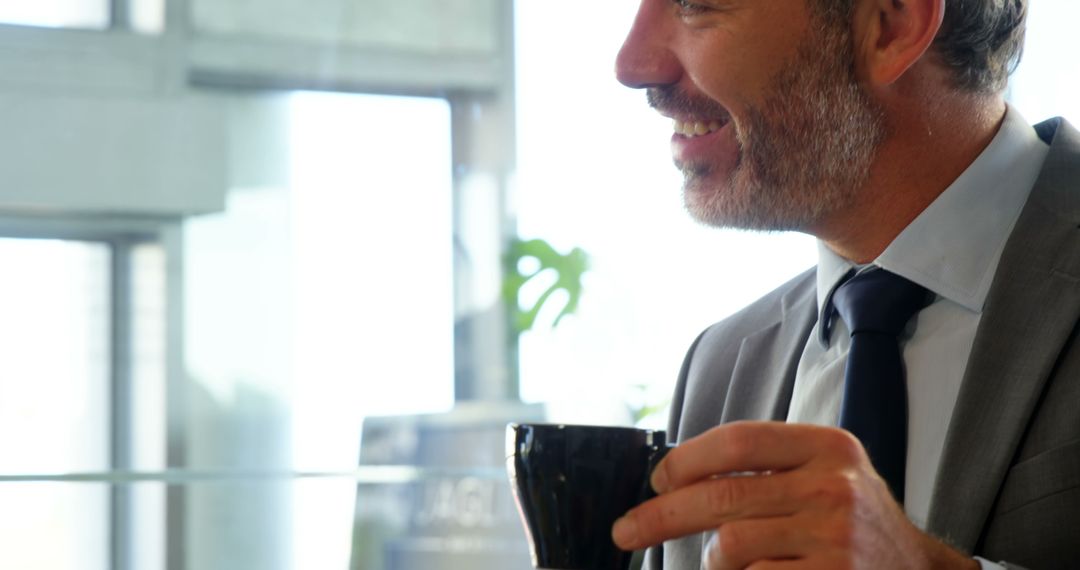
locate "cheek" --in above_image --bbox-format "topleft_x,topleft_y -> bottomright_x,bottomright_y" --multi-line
680,43 -> 768,107
678,15 -> 812,102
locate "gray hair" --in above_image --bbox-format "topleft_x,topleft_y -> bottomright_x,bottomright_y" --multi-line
936,0 -> 1026,93
813,0 -> 1027,94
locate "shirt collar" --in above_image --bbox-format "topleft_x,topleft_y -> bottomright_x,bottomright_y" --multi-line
815,240 -> 855,344
814,105 -> 1050,346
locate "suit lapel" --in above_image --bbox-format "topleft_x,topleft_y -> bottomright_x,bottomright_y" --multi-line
666,273 -> 817,570
720,279 -> 818,423
927,118 -> 1080,550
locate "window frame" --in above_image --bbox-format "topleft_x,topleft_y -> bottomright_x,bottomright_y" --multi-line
0,0 -> 520,567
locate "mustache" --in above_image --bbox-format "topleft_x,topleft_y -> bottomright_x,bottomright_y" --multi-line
646,86 -> 730,120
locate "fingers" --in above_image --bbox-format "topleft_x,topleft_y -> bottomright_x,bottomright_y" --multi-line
703,517 -> 803,570
701,512 -> 868,570
651,422 -> 865,494
614,423 -> 873,551
609,422 -> 928,570
614,470 -> 801,550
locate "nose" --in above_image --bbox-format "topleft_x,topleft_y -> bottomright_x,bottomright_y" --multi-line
616,0 -> 682,89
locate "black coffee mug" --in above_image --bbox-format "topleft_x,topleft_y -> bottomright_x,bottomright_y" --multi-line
506,423 -> 674,570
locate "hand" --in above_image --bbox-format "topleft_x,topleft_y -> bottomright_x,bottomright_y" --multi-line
611,421 -> 979,570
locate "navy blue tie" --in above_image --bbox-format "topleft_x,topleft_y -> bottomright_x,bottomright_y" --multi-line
831,269 -> 929,503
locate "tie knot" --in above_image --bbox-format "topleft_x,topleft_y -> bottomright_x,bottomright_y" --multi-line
832,269 -> 929,336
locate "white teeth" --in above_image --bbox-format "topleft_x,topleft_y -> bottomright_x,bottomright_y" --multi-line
674,119 -> 724,138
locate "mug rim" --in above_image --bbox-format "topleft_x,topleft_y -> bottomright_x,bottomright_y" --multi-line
507,422 -> 660,434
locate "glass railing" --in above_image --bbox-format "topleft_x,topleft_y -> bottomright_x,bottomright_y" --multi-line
0,465 -> 532,570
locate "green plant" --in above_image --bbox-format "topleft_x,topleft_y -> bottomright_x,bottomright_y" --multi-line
503,238 -> 589,335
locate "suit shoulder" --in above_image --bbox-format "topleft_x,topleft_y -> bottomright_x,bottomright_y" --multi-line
666,266 -> 817,439
685,266 -> 815,384
700,266 -> 817,342
1031,117 -> 1080,219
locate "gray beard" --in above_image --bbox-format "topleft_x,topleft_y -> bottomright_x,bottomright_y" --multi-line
681,24 -> 886,232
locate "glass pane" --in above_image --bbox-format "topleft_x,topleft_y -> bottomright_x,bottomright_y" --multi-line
0,483 -> 109,569
129,0 -> 165,35
0,0 -> 109,30
0,238 -> 110,570
183,92 -> 456,568
513,1 -> 816,425
351,411 -> 534,570
1009,0 -> 1080,125
288,91 -> 456,422
0,467 -> 530,570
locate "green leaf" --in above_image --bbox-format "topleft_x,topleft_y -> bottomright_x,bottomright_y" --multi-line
503,238 -> 590,335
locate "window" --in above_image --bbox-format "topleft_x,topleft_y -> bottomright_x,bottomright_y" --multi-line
0,233 -> 170,569
0,0 -> 164,33
180,91 -> 456,569
0,0 -> 109,30
0,238 -> 111,570
1009,0 -> 1080,125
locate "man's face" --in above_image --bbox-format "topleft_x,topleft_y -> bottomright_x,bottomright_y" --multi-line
616,0 -> 885,232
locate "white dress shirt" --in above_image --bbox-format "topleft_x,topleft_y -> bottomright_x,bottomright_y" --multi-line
785,107 -> 1049,568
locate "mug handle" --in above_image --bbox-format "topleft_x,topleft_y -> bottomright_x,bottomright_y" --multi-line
643,432 -> 676,501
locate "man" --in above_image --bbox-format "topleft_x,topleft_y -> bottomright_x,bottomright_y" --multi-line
610,0 -> 1079,568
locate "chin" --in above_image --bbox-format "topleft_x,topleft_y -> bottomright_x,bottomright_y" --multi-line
682,175 -> 819,233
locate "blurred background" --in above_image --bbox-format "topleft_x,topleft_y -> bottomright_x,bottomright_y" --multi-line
0,0 -> 1075,568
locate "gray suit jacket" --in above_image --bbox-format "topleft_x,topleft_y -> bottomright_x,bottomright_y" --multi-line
646,118 -> 1080,570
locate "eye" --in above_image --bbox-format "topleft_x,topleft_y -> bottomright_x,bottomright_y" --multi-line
671,0 -> 712,17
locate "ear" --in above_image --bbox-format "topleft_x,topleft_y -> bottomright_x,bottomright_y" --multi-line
852,0 -> 945,86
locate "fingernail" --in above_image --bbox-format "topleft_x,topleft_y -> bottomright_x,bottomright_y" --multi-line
651,462 -> 669,494
612,516 -> 638,548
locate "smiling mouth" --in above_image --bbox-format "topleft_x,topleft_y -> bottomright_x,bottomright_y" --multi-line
673,118 -> 728,138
